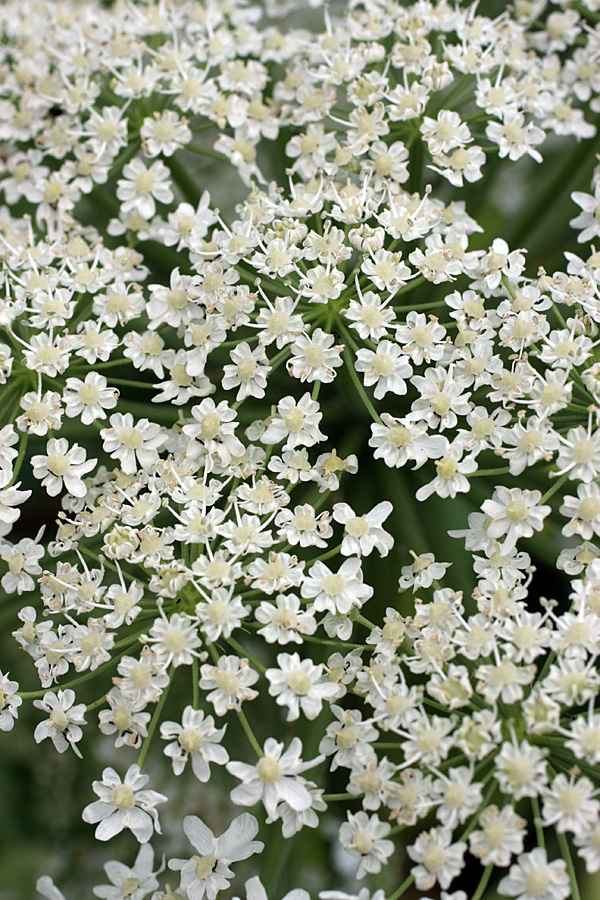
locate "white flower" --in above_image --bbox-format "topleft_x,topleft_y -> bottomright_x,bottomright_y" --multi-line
100,413 -> 166,475
301,558 -> 373,614
407,826 -> 466,891
332,501 -> 394,557
94,844 -> 160,900
161,706 -> 229,781
541,773 -> 600,836
168,814 -> 263,900
182,399 -> 245,468
497,848 -> 570,900
355,341 -> 412,399
482,487 -> 551,553
82,764 -> 167,842
141,110 -> 192,157
287,329 -> 343,384
339,811 -> 394,879
266,652 -> 338,721
469,804 -> 526,868
63,373 -> 119,424
222,342 -> 270,401
570,186 -> 600,243
227,737 -> 322,822
147,612 -> 202,667
261,394 -> 326,450
116,158 -> 174,218
0,527 -> 44,594
0,670 -> 22,731
199,656 -> 259,716
31,438 -> 96,497
33,688 -> 86,757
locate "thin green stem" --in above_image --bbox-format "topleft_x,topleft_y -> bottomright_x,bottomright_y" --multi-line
165,153 -> 202,206
556,830 -> 581,900
184,143 -> 229,162
471,864 -> 494,900
86,693 -> 109,712
138,670 -> 172,770
342,345 -> 382,424
225,635 -> 267,674
388,874 -> 415,900
6,432 -> 28,487
311,541 -> 343,565
192,656 -> 200,710
18,640 -> 138,699
109,377 -> 154,389
531,796 -> 545,850
540,470 -> 570,505
236,707 -> 263,757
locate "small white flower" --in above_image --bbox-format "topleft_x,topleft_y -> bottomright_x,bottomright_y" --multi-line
497,848 -> 570,900
82,764 -> 167,842
33,688 -> 87,757
94,843 -> 160,900
31,438 -> 96,497
161,706 -> 229,781
168,814 -> 263,900
0,670 -> 22,731
101,413 -> 166,475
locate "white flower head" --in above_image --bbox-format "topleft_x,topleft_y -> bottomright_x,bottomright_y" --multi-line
168,813 -> 263,900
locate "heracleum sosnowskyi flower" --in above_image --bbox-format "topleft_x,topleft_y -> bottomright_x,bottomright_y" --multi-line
2,0 -> 600,898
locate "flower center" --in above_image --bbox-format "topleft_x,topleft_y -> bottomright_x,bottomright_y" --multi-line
256,755 -> 281,783
287,669 -> 311,695
112,784 -> 136,810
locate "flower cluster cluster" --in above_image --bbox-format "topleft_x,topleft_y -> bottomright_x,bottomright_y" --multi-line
2,0 -> 600,899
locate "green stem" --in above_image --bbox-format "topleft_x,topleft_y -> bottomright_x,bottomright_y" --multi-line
388,874 -> 415,900
311,541 -> 343,565
342,345 -> 382,424
351,610 -> 376,631
86,693 -> 109,712
225,635 -> 267,675
184,143 -> 229,162
18,640 -> 139,699
236,707 -> 263,757
540,470 -> 570,505
572,1 -> 600,23
6,432 -> 28,487
165,153 -> 202,206
137,670 -> 172,770
471,864 -> 494,900
109,377 -> 155,389
192,656 -> 200,710
556,830 -> 581,900
531,796 -> 545,850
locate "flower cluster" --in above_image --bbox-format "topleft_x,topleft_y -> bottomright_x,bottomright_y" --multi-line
2,0 -> 600,899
